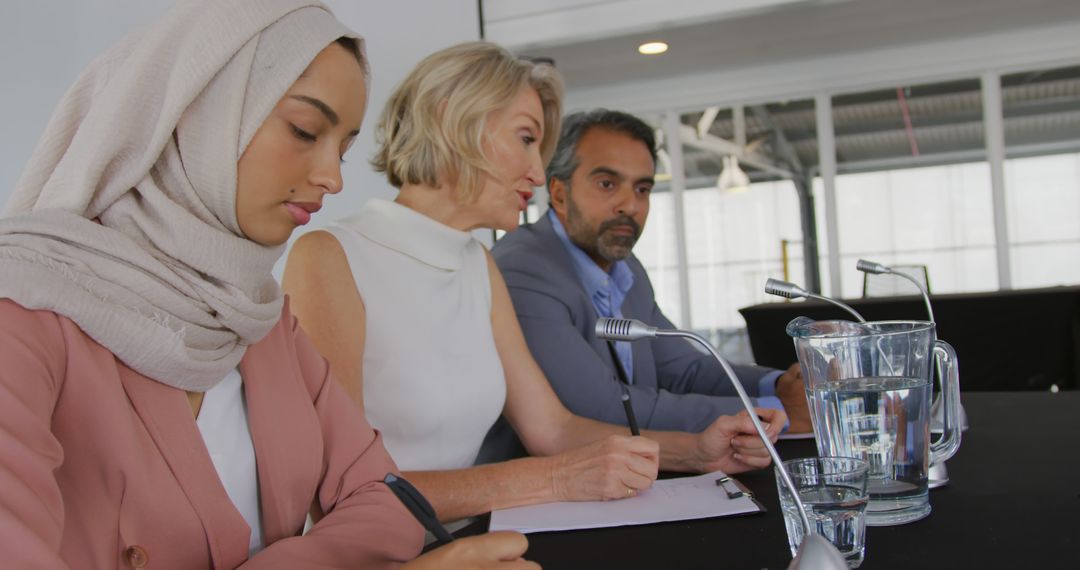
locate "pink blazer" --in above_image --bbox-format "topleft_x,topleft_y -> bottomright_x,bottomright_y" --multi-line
0,298 -> 424,569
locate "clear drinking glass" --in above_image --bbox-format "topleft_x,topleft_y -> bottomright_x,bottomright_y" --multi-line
776,456 -> 870,569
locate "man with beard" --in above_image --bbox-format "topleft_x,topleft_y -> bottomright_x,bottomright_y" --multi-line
490,109 -> 810,443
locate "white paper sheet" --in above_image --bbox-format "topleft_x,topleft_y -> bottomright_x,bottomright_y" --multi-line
488,471 -> 761,534
779,431 -> 816,440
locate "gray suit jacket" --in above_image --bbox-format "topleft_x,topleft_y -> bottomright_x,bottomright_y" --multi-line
491,213 -> 778,435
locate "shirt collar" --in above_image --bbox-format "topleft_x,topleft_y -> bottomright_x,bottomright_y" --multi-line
548,209 -> 634,303
340,199 -> 474,271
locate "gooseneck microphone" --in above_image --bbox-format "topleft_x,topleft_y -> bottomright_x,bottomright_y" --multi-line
764,278 -> 866,323
596,317 -> 847,569
856,259 -> 934,323
857,259 -> 963,489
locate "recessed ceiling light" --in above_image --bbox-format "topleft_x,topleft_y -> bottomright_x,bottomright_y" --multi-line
638,41 -> 668,55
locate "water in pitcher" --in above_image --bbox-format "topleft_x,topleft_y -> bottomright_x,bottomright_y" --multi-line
809,377 -> 932,525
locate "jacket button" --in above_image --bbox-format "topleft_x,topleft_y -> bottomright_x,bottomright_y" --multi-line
124,545 -> 149,568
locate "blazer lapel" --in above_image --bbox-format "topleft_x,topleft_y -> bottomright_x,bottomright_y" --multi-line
118,365 -> 250,568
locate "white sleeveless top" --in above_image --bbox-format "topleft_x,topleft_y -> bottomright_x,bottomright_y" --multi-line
325,199 -> 507,471
196,368 -> 264,558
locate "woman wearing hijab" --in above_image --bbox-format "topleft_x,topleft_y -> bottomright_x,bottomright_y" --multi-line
0,1 -> 534,568
282,42 -> 784,526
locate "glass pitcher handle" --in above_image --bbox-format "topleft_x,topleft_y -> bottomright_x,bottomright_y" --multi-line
930,340 -> 962,465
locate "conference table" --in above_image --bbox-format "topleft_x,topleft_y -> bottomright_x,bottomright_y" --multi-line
458,391 -> 1078,568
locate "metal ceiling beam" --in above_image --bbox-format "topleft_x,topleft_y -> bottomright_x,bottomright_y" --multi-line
677,124 -> 795,179
662,137 -> 1080,192
788,96 -> 1080,142
697,106 -> 720,138
725,81 -> 1080,144
733,105 -> 747,147
749,105 -> 805,174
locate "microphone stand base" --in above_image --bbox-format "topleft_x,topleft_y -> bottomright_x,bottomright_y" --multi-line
928,461 -> 949,489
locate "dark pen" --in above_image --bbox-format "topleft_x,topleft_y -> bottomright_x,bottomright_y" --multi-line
620,391 -> 641,436
607,341 -> 640,436
383,473 -> 454,546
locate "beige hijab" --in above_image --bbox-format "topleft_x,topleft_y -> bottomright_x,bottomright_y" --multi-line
0,0 -> 356,391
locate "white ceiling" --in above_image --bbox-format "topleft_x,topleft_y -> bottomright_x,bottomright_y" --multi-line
482,0 -> 839,52
497,0 -> 1080,93
482,0 -> 1080,187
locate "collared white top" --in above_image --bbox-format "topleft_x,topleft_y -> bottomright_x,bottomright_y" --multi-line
325,199 -> 507,471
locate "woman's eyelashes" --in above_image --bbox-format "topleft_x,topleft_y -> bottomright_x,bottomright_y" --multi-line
519,128 -> 537,146
290,123 -> 317,142
291,121 -> 353,163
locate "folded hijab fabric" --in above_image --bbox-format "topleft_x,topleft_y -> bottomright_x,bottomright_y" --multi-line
0,0 -> 357,391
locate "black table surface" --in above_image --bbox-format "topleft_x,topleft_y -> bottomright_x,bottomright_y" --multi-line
461,391 -> 1079,569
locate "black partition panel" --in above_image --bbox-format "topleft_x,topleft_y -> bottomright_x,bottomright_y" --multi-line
739,285 -> 1080,391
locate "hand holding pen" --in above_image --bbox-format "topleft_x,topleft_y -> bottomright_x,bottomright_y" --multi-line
548,435 -> 658,501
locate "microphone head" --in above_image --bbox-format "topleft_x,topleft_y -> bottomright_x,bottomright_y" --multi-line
764,278 -> 808,299
595,318 -> 657,341
856,259 -> 890,274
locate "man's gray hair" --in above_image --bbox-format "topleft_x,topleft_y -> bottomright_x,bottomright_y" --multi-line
546,109 -> 658,189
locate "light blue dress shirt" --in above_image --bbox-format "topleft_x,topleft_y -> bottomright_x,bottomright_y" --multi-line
548,210 -> 785,414
549,211 -> 636,382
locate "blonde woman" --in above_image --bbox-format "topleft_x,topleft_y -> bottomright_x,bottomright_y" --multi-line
0,1 -> 535,568
283,42 -> 785,525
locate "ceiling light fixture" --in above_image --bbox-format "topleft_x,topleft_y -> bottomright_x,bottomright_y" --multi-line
718,156 -> 751,193
638,41 -> 668,55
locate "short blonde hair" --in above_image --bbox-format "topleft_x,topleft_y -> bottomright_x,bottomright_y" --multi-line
372,42 -> 563,202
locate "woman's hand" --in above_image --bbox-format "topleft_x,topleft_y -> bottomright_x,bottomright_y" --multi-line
550,435 -> 659,501
403,532 -> 540,569
695,408 -> 785,474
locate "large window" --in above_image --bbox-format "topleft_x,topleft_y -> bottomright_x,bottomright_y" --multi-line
1005,152 -> 1080,288
825,77 -> 1000,297
631,190 -> 682,325
826,163 -> 998,297
1002,65 -> 1080,287
682,180 -> 804,331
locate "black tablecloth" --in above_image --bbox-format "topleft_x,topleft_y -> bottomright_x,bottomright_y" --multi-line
738,286 -> 1080,391
461,392 -> 1079,569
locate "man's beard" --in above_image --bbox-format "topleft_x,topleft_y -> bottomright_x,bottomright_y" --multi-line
565,197 -> 641,263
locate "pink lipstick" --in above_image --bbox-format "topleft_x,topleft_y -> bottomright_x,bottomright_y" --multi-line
284,201 -> 321,226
